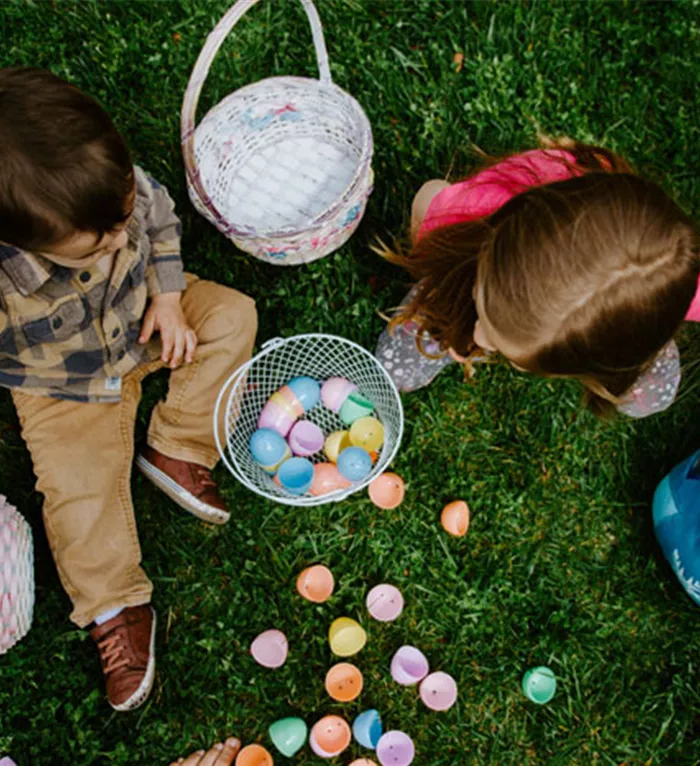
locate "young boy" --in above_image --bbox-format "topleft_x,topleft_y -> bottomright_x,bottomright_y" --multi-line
0,68 -> 257,711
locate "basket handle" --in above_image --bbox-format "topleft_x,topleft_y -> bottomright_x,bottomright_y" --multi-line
181,0 -> 332,227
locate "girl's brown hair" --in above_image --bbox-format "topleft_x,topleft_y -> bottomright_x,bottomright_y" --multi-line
0,67 -> 134,251
382,141 -> 700,415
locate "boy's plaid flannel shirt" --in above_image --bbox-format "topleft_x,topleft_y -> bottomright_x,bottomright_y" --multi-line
0,166 -> 187,402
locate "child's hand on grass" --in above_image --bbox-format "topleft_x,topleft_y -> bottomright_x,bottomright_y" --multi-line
139,291 -> 198,369
170,737 -> 241,766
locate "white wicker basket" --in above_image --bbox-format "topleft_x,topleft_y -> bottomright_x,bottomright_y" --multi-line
0,496 -> 34,655
214,334 -> 404,506
181,0 -> 374,266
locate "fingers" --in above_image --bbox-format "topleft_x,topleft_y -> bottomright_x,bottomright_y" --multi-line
215,738 -> 241,765
179,751 -> 206,766
198,743 -> 225,766
169,327 -> 186,369
160,325 -> 175,364
139,309 -> 156,344
184,328 -> 198,365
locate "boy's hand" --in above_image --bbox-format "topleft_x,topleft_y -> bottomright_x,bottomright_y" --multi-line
139,292 -> 197,369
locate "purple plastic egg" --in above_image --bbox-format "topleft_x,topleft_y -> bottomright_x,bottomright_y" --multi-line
288,421 -> 325,457
366,584 -> 404,622
419,671 -> 458,711
390,646 -> 430,686
376,731 -> 415,766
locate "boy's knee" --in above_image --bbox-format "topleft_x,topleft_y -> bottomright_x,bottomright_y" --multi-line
194,283 -> 257,343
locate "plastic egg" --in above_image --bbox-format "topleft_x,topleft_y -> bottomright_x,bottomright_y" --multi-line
350,416 -> 385,452
366,584 -> 404,622
441,500 -> 470,537
249,428 -> 291,473
339,392 -> 375,426
337,447 -> 373,482
390,646 -> 430,686
309,463 -> 352,496
324,430 -> 352,463
250,629 -> 288,668
296,564 -> 335,603
310,716 -> 351,758
287,376 -> 321,411
277,457 -> 314,495
288,420 -> 325,457
350,761 -> 379,766
321,377 -> 358,412
269,717 -> 308,757
258,400 -> 297,437
235,744 -> 274,766
419,671 -> 458,711
368,473 -> 405,509
329,617 -> 367,657
376,731 -> 415,766
326,662 -> 364,702
353,709 -> 383,749
521,666 -> 556,704
272,386 -> 304,417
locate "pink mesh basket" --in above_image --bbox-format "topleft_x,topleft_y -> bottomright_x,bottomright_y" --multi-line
0,495 -> 34,654
181,0 -> 374,266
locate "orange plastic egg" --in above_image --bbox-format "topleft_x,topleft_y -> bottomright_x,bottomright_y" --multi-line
325,662 -> 364,702
296,564 -> 335,603
368,472 -> 405,509
310,463 -> 352,496
441,500 -> 470,537
235,744 -> 274,766
311,715 -> 351,755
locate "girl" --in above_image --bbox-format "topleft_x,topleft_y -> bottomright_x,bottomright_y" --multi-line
376,140 -> 700,417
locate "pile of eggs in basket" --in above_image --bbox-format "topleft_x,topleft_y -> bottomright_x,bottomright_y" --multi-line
249,376 -> 385,496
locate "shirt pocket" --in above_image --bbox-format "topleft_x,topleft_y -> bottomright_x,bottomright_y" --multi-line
19,295 -> 89,348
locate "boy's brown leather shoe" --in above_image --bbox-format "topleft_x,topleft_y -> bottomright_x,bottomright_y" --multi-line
89,605 -> 156,712
136,446 -> 230,525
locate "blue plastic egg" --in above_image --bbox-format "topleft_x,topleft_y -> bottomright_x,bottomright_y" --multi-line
249,428 -> 291,473
277,457 -> 315,495
337,447 -> 372,482
353,709 -> 383,750
287,376 -> 321,412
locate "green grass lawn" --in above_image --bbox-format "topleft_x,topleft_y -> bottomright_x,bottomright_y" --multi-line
1,1 -> 700,764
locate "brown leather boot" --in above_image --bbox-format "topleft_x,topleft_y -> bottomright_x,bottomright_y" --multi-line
89,605 -> 156,712
136,446 -> 230,525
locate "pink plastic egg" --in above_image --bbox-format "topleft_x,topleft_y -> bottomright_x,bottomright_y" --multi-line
366,583 -> 404,622
310,463 -> 352,496
441,500 -> 470,537
368,473 -> 405,509
272,386 -> 304,417
250,629 -> 288,668
321,377 -> 358,413
419,671 -> 458,711
258,400 -> 297,437
350,761 -> 379,766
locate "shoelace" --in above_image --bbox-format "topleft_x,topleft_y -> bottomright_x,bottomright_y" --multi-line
98,632 -> 130,675
195,466 -> 216,489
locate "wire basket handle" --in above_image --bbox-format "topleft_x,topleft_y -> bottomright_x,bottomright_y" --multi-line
181,0 -> 332,229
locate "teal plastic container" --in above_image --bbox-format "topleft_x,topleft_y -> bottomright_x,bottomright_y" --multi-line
652,449 -> 700,606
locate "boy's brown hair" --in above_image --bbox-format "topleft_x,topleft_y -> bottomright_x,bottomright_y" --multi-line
381,142 -> 700,415
0,67 -> 134,251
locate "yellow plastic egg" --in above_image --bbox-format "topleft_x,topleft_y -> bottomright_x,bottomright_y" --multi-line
324,430 -> 351,463
349,417 -> 385,452
329,617 -> 367,657
441,500 -> 470,537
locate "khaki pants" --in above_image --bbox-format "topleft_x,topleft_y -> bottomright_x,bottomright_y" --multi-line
12,276 -> 257,628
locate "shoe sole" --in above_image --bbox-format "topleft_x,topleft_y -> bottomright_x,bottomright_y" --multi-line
136,455 -> 230,525
111,608 -> 156,712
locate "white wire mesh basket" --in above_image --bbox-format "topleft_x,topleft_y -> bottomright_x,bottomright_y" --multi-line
214,334 -> 404,506
181,0 -> 374,266
0,496 -> 34,654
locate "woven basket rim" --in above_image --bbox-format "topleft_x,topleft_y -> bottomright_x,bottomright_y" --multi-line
193,76 -> 374,241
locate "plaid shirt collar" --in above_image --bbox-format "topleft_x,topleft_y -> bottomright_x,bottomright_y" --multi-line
0,243 -> 56,296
